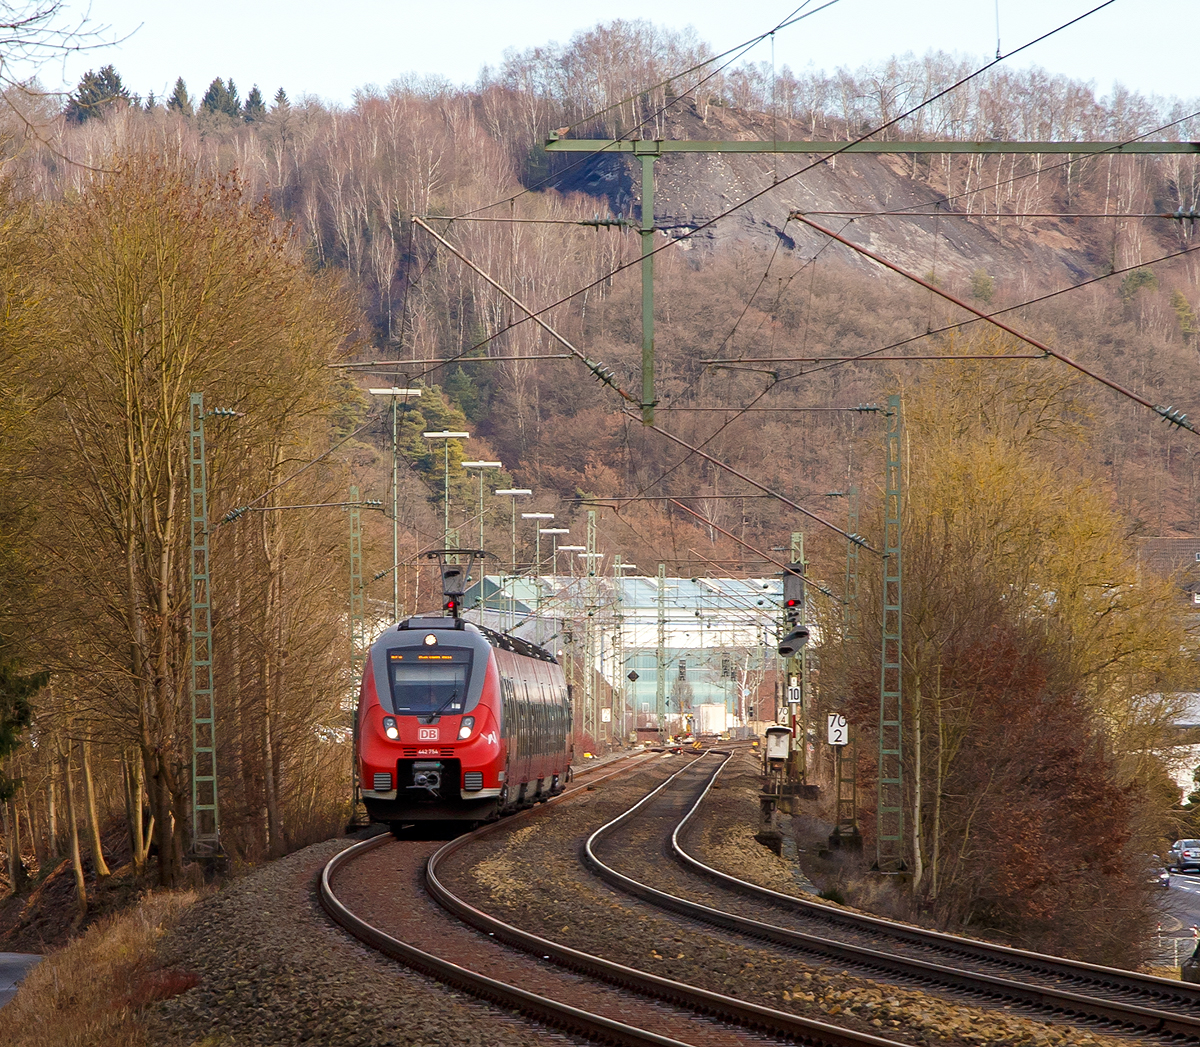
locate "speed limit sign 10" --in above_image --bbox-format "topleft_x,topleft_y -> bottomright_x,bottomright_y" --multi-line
827,713 -> 848,746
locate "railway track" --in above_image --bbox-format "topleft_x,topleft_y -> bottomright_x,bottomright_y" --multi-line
585,752 -> 1200,1044
321,748 -> 911,1047
322,745 -> 1199,1047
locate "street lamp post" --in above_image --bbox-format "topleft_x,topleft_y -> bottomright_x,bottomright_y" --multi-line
369,387 -> 421,621
423,430 -> 470,549
522,513 -> 555,578
557,545 -> 585,577
494,488 -> 533,569
495,488 -> 531,632
522,511 -> 555,621
540,527 -> 569,639
539,527 -> 569,575
613,560 -> 637,745
461,461 -> 502,551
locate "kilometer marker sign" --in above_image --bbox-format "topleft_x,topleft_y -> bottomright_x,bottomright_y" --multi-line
827,713 -> 848,746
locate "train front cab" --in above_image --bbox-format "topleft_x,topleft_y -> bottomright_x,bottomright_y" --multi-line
357,617 -> 505,823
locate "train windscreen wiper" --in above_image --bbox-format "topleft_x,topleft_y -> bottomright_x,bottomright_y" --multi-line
423,689 -> 459,724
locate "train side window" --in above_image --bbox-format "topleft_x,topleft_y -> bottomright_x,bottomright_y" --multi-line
499,676 -> 512,737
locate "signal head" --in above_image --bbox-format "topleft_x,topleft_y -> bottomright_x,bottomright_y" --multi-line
777,625 -> 811,657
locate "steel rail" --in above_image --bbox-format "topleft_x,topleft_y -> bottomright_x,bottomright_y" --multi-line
671,780 -> 1200,1013
424,751 -> 909,1047
584,759 -> 1200,1043
320,835 -> 695,1047
320,749 -> 698,1047
320,745 -> 882,1047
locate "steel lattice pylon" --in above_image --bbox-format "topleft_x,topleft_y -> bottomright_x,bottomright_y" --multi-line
877,395 -> 904,871
787,532 -> 807,783
349,485 -> 365,679
656,563 -> 666,737
612,555 -> 626,744
834,736 -> 859,840
582,510 -> 598,745
348,485 -> 367,822
188,393 -> 220,854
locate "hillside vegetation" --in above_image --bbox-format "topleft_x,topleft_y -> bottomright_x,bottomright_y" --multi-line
1,20 -> 1199,961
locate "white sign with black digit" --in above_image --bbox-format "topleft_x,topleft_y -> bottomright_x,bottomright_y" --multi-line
827,713 -> 848,746
786,685 -> 802,704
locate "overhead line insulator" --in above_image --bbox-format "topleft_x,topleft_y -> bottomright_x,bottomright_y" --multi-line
1155,405 -> 1196,432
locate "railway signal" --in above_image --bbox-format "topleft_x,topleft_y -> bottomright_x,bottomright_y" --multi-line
782,561 -> 804,625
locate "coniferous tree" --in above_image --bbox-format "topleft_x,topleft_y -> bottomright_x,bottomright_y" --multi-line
200,77 -> 241,119
166,76 -> 193,116
0,641 -> 45,803
272,87 -> 289,111
243,85 -> 266,123
64,65 -> 132,123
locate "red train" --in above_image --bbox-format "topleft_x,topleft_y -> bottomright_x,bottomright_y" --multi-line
355,614 -> 573,825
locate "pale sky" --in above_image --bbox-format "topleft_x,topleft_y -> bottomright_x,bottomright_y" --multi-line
23,0 -> 1199,108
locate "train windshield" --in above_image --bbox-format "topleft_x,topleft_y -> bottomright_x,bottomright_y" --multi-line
386,647 -> 473,715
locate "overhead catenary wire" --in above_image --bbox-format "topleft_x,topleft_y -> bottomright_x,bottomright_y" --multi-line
444,0 -> 839,223
384,92 -> 1189,395
635,410 -> 878,552
432,207 -> 1200,228
400,2 -> 1131,550
786,210 -> 1199,434
414,213 -> 878,550
425,1 -> 1121,360
412,215 -> 639,407
668,498 -> 835,598
730,239 -> 1200,382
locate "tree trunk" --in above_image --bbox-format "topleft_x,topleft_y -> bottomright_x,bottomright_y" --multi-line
911,670 -> 924,893
80,727 -> 111,879
144,741 -> 181,887
227,525 -> 249,845
22,786 -> 46,873
260,472 -> 286,858
262,662 -> 283,857
2,798 -> 30,895
122,747 -> 150,875
930,668 -> 944,903
61,747 -> 87,921
47,771 -> 58,858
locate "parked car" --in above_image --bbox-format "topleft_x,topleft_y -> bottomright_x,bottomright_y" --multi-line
1145,855 -> 1171,889
1167,839 -> 1200,873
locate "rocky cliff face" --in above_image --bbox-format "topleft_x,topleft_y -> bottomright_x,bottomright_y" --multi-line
550,99 -> 1183,295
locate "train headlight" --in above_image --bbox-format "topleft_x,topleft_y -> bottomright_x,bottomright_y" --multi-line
457,715 -> 475,740
383,715 -> 399,740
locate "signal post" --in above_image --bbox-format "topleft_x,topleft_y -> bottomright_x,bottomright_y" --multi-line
779,550 -> 809,784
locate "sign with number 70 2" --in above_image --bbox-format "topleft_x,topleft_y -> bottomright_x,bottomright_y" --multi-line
827,713 -> 848,746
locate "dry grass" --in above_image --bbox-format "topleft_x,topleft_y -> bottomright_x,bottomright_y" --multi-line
5,890 -> 201,1047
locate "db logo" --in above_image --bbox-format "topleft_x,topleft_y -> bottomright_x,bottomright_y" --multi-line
418,727 -> 438,741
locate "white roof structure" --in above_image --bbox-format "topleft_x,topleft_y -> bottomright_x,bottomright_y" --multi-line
466,573 -> 792,722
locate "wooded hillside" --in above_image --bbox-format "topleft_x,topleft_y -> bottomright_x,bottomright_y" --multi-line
2,19 -> 1199,958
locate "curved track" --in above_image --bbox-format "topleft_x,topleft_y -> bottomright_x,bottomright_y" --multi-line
322,746 -> 1200,1046
321,749 -> 909,1047
585,752 -> 1200,1044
